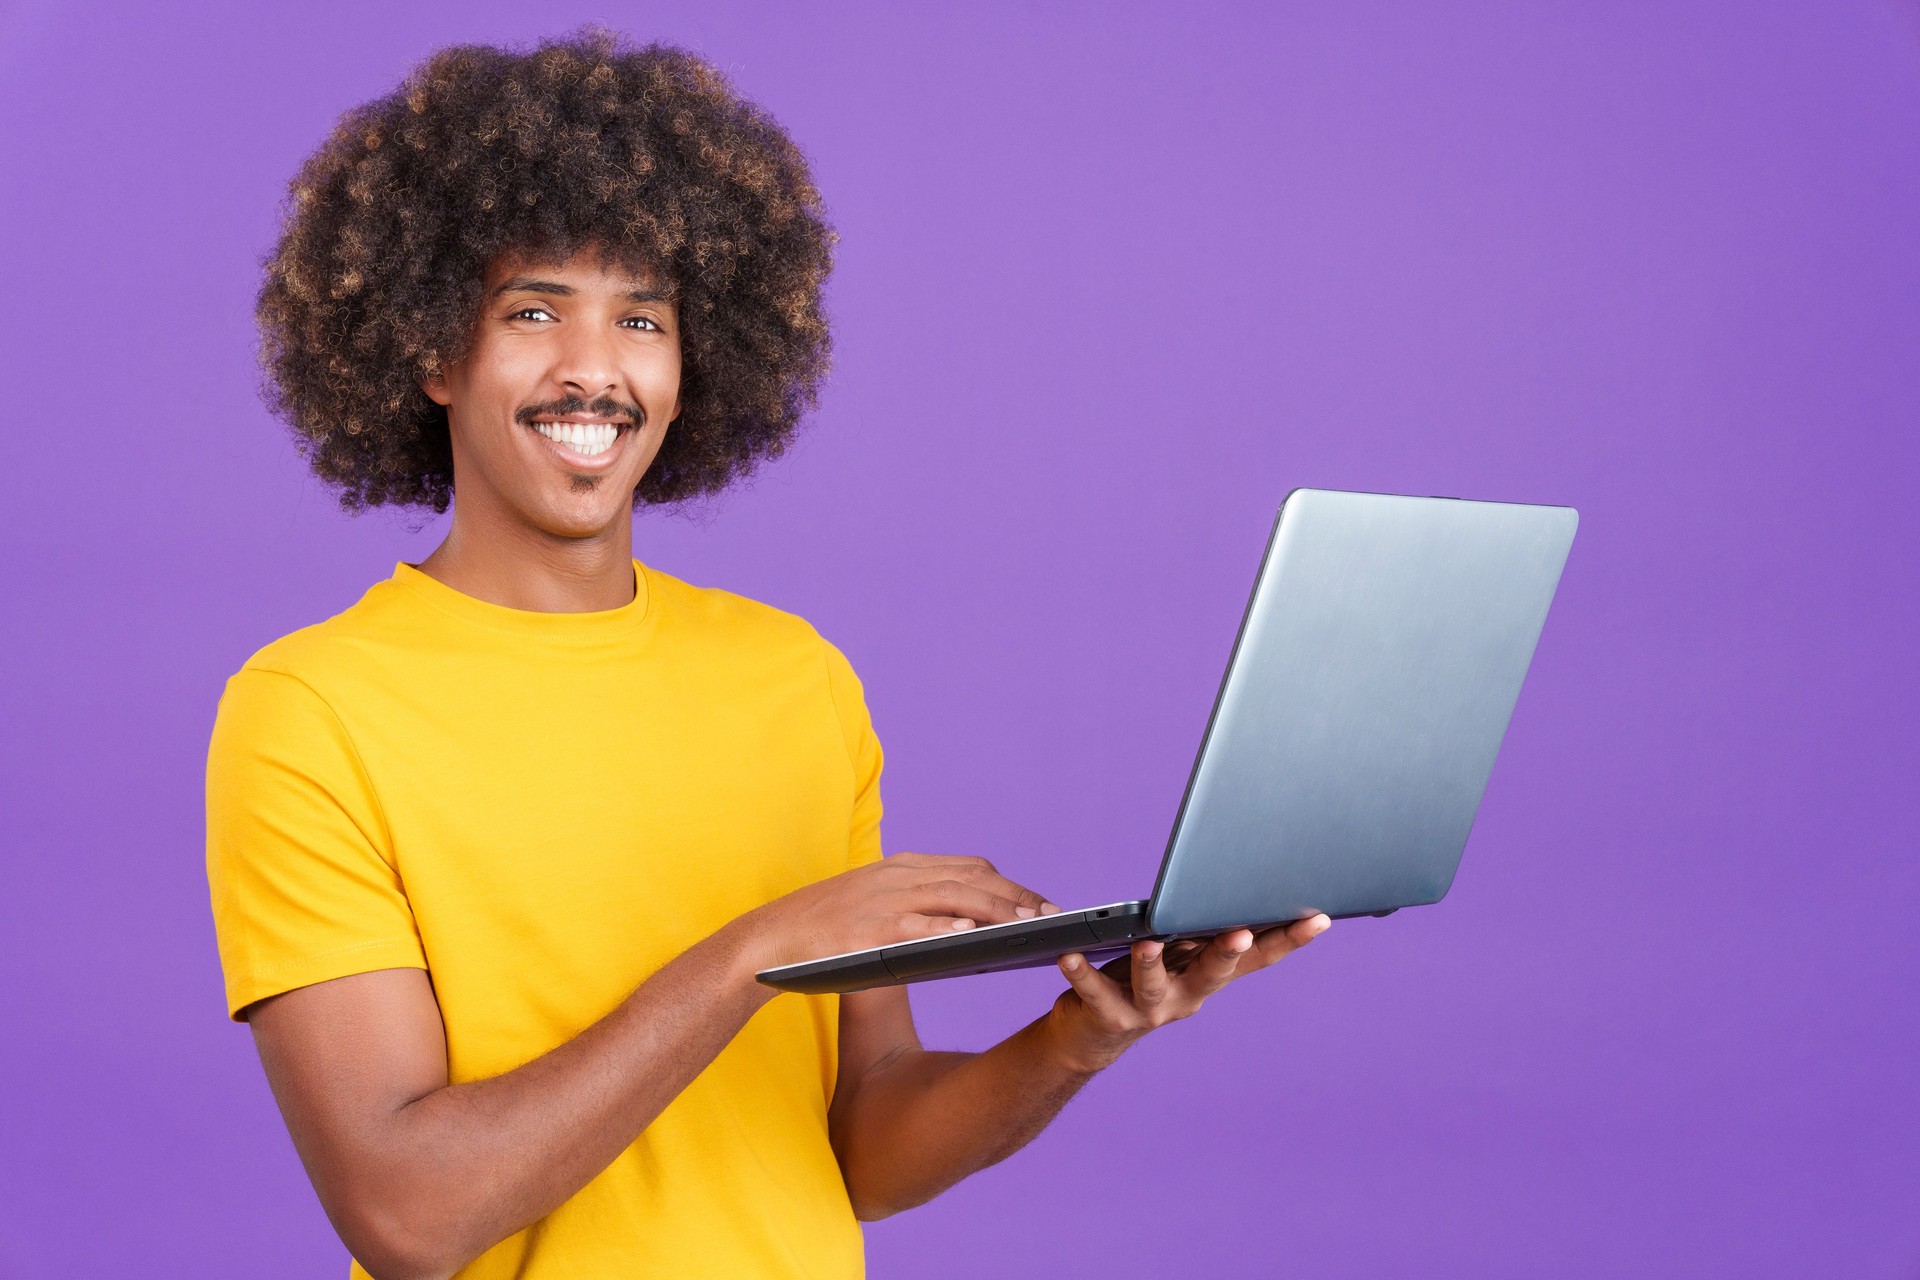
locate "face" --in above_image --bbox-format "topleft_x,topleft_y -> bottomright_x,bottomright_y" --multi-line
423,246 -> 682,541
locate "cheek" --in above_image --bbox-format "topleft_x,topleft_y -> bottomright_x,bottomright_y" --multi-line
638,345 -> 683,404
478,346 -> 549,404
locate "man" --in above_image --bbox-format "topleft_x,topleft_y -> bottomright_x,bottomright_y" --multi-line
207,30 -> 1330,1280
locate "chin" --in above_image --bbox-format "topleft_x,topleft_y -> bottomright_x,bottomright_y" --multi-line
529,495 -> 632,541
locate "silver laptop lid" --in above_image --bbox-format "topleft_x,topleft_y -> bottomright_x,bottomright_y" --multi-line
1145,488 -> 1578,935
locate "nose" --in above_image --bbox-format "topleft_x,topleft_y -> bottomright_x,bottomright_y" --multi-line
552,318 -> 619,401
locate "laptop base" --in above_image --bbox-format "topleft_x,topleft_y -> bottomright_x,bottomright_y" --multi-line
757,901 -> 1153,994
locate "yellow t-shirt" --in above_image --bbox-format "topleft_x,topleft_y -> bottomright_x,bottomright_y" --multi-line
205,559 -> 880,1279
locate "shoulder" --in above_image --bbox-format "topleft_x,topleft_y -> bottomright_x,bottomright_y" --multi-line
644,563 -> 838,661
206,586 -> 404,783
644,564 -> 873,725
223,575 -> 418,694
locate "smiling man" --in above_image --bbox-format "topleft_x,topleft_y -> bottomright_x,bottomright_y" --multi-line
207,30 -> 1328,1280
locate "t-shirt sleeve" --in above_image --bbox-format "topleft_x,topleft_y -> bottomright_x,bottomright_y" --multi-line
819,637 -> 884,872
205,666 -> 427,1021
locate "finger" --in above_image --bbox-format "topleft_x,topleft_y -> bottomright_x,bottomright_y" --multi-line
1057,953 -> 1137,1023
890,855 -> 1058,917
1295,913 -> 1333,943
1158,939 -> 1208,973
910,879 -> 1035,925
896,912 -> 979,940
1243,913 -> 1332,972
1174,928 -> 1253,997
950,859 -> 1058,917
1129,941 -> 1170,1012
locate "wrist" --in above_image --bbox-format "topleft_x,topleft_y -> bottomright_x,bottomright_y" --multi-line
707,911 -> 779,1008
1032,1007 -> 1128,1078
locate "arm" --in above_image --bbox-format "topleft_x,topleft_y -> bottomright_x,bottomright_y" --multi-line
248,853 -> 1051,1280
252,929 -> 763,1280
827,914 -> 1333,1219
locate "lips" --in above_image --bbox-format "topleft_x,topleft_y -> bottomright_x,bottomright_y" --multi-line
530,420 -> 622,456
518,416 -> 637,470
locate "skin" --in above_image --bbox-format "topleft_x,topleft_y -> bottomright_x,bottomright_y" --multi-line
247,246 -> 1332,1280
414,246 -> 681,612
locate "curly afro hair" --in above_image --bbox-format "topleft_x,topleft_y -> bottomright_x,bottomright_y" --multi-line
256,29 -> 836,513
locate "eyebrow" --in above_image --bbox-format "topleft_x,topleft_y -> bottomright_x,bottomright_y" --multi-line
492,277 -> 673,304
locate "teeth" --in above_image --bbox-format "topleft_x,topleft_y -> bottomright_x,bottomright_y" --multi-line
532,421 -> 621,457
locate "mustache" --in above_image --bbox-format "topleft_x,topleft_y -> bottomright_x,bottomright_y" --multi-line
513,395 -> 643,427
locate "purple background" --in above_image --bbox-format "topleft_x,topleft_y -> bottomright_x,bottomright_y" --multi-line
2,2 -> 1916,1276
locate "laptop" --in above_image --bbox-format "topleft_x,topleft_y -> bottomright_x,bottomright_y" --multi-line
757,487 -> 1579,995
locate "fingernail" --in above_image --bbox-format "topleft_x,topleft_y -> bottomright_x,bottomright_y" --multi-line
1309,915 -> 1332,938
1041,901 -> 1060,915
1016,906 -> 1038,918
1062,954 -> 1082,971
951,918 -> 975,931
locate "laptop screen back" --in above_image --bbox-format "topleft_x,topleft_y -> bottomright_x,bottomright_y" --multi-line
1145,488 -> 1578,935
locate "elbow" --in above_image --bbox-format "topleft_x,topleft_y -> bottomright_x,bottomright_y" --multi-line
844,1172 -> 935,1223
849,1186 -> 941,1222
837,1151 -> 895,1221
330,1198 -> 467,1280
849,1193 -> 900,1223
838,1159 -> 895,1222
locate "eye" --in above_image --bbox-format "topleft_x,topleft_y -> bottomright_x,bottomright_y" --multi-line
509,306 -> 556,322
620,316 -> 663,332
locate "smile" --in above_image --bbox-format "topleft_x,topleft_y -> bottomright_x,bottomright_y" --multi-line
527,418 -> 630,462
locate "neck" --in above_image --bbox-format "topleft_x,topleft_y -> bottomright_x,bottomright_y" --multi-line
417,507 -> 637,613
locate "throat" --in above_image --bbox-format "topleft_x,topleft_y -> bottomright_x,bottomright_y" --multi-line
417,528 -> 640,614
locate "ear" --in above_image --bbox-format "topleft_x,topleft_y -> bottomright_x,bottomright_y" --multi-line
419,365 -> 453,408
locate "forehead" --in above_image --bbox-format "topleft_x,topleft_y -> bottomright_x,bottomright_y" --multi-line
483,246 -> 672,298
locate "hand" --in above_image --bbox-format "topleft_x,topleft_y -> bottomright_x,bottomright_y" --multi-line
736,853 -> 1058,974
1043,914 -> 1332,1074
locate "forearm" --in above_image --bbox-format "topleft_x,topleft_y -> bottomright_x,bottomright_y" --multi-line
258,851 -> 1068,1277
325,925 -> 774,1277
835,918 -> 1330,1222
832,1012 -> 1095,1220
